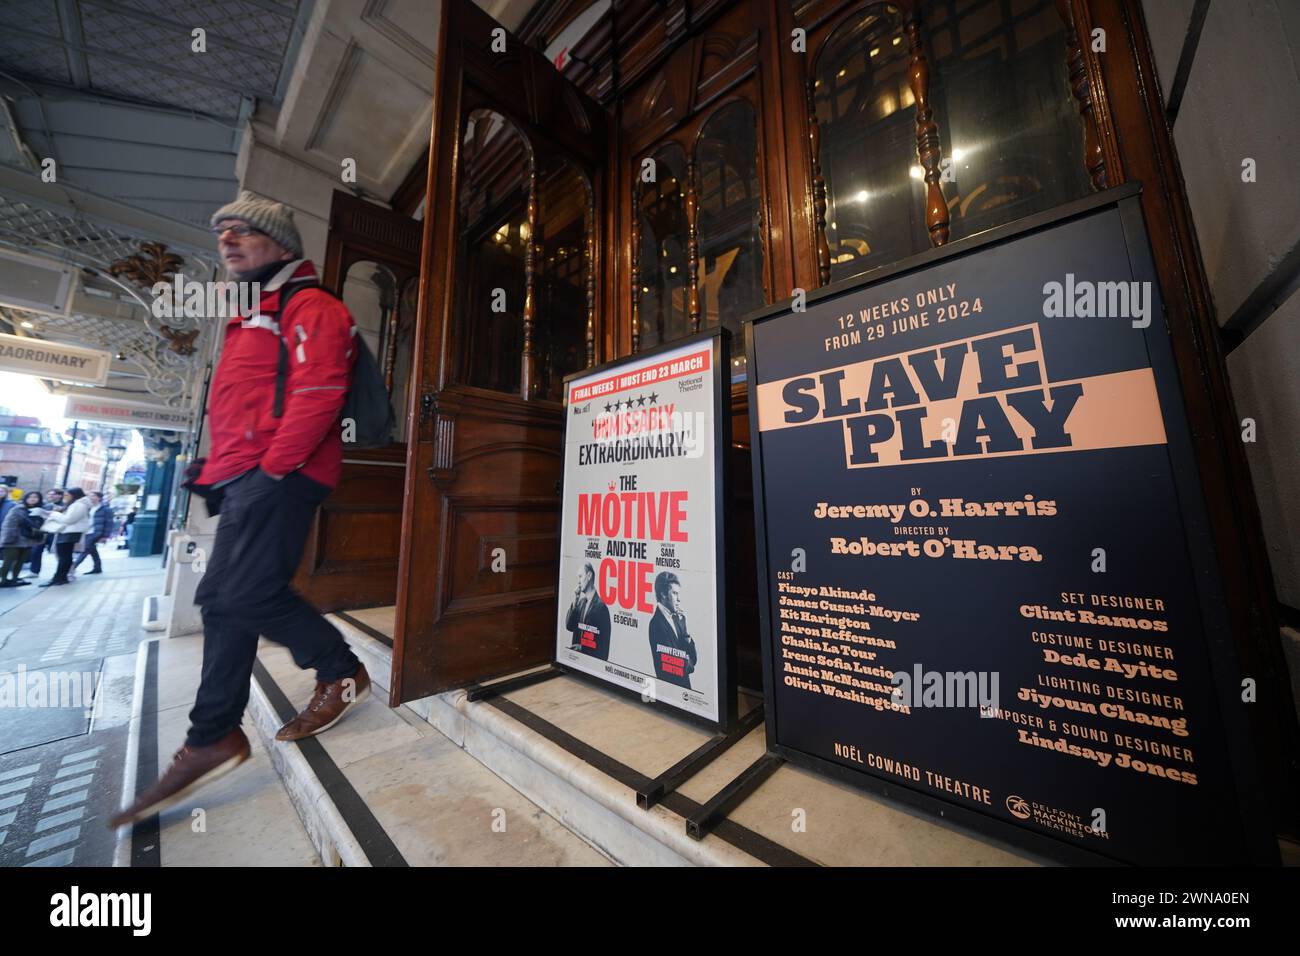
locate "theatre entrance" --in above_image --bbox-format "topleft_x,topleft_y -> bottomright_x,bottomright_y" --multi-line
389,0 -> 608,702
376,1 -> 1291,833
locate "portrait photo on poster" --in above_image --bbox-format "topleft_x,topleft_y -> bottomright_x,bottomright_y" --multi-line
554,328 -> 733,729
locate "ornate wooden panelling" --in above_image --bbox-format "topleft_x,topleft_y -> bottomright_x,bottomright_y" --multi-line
294,191 -> 420,613
403,383 -> 565,695
324,190 -> 424,289
291,447 -> 405,611
396,0 -> 610,703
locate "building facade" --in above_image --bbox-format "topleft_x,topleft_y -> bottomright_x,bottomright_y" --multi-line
155,0 -> 1299,860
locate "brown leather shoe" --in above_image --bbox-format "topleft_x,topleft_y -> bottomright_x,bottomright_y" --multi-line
108,728 -> 250,829
275,664 -> 370,741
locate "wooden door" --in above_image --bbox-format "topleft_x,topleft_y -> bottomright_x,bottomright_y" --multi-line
392,0 -> 609,703
291,192 -> 421,614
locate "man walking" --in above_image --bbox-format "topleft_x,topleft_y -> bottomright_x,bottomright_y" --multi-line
72,491 -> 112,575
110,191 -> 370,828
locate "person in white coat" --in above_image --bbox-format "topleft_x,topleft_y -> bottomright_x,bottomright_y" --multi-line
39,487 -> 92,587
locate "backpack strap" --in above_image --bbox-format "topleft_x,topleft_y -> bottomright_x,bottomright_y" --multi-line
270,279 -> 321,420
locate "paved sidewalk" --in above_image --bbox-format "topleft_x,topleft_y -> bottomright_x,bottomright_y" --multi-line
0,546 -> 165,866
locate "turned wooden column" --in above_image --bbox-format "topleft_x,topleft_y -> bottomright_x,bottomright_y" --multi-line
520,158 -> 539,399
686,156 -> 701,332
631,176 -> 642,354
584,178 -> 596,367
1055,0 -> 1109,191
904,3 -> 949,247
806,79 -> 832,286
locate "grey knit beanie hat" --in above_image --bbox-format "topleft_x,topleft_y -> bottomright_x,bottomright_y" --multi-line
210,190 -> 304,259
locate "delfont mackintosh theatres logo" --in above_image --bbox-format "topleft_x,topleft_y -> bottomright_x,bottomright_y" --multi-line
758,324 -> 1168,468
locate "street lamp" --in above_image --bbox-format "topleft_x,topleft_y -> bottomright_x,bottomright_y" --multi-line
107,442 -> 127,464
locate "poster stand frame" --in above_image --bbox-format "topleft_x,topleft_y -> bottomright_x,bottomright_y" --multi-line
552,326 -> 737,733
637,703 -> 766,809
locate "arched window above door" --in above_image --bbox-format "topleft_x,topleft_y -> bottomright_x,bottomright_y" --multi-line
455,108 -> 532,396
631,94 -> 766,378
634,142 -> 689,352
342,260 -> 416,442
810,0 -> 1091,283
696,99 -> 764,376
814,3 -> 919,282
535,158 -> 594,402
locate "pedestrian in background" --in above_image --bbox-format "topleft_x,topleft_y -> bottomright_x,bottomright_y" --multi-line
29,488 -> 61,574
118,508 -> 137,551
39,487 -> 90,587
0,484 -> 14,527
72,491 -> 112,575
1,492 -> 45,586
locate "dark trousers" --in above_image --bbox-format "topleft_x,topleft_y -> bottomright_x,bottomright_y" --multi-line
1,546 -> 26,581
187,469 -> 359,747
51,535 -> 80,583
72,535 -> 103,572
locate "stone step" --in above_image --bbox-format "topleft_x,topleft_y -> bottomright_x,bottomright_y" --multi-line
245,629 -> 611,867
324,613 -> 1046,867
112,636 -> 321,867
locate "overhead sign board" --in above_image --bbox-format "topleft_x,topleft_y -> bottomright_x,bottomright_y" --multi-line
0,333 -> 110,386
63,394 -> 191,431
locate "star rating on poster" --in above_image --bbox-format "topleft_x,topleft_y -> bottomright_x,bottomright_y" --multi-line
604,392 -> 661,413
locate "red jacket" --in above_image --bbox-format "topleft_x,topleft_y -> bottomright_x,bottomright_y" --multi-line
198,260 -> 356,490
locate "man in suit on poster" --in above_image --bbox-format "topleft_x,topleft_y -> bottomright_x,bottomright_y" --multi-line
649,571 -> 697,688
565,562 -> 612,660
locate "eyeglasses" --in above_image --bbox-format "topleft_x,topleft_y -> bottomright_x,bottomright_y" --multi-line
211,222 -> 265,239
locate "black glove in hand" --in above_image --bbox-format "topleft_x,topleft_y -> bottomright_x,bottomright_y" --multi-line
181,456 -> 207,488
180,457 -> 226,516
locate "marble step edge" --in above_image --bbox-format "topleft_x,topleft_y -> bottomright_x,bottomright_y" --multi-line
245,667 -> 369,867
110,638 -> 335,868
111,638 -> 154,867
327,614 -> 761,867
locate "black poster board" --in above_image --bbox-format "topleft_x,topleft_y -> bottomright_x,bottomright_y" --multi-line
744,186 -> 1276,864
555,328 -> 735,731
